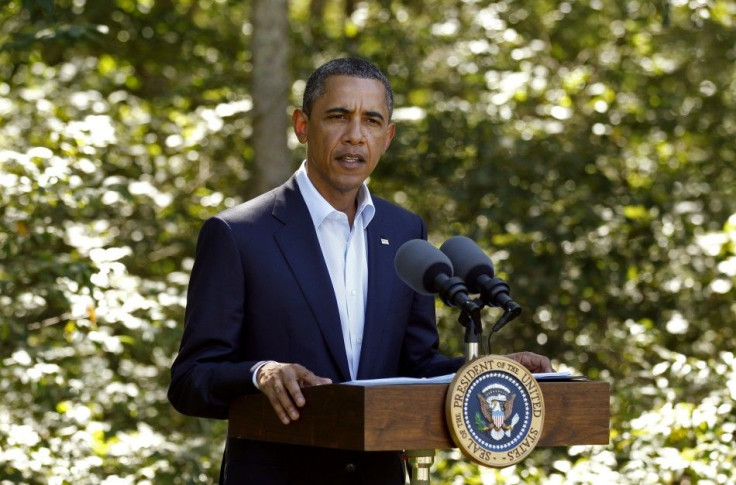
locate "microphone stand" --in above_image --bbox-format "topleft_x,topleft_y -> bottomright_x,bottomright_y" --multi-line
459,301 -> 483,360
407,300 -> 483,485
460,299 -> 522,360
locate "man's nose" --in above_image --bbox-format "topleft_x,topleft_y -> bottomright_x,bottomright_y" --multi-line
342,119 -> 365,144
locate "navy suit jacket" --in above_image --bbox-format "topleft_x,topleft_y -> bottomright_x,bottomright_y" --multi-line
168,176 -> 464,484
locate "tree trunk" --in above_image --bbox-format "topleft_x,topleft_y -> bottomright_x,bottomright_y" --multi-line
251,0 -> 291,195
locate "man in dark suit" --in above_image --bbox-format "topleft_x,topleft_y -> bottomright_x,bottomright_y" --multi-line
168,58 -> 552,484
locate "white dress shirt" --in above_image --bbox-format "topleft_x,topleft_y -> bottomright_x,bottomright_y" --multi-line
295,161 -> 374,380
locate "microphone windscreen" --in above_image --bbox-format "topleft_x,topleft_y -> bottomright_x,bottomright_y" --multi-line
439,236 -> 495,293
394,239 -> 453,295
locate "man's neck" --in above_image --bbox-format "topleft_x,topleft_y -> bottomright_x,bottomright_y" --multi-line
332,194 -> 358,227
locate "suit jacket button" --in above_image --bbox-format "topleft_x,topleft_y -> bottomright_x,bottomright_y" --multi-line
345,463 -> 356,473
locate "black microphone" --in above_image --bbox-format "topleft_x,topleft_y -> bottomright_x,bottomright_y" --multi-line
439,236 -> 522,330
394,239 -> 480,314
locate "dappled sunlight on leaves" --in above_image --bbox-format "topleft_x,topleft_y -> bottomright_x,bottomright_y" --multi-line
2,0 -> 736,483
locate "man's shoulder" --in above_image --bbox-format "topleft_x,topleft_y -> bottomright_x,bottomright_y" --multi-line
213,178 -> 298,226
215,191 -> 276,224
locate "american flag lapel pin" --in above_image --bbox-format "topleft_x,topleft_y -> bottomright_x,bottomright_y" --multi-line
380,237 -> 390,245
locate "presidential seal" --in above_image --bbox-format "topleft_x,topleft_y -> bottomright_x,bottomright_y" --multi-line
445,355 -> 545,467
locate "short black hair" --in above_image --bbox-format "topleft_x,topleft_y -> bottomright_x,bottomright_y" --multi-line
301,58 -> 394,120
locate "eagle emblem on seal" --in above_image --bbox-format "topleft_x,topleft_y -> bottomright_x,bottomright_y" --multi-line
475,383 -> 520,440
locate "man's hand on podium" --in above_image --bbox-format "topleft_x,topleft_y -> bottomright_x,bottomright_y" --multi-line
505,351 -> 554,373
256,362 -> 332,425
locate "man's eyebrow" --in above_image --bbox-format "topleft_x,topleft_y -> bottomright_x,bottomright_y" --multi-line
365,110 -> 386,122
325,106 -> 386,122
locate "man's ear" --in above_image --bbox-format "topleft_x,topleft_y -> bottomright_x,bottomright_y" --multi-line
384,122 -> 396,152
292,109 -> 308,144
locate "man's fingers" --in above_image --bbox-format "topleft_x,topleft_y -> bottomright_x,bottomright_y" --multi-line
257,362 -> 332,424
259,364 -> 301,423
507,351 -> 554,373
263,376 -> 302,424
282,371 -> 307,407
264,392 -> 291,425
295,367 -> 333,388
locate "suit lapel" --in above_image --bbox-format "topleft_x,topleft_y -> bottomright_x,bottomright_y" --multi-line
271,178 -> 351,382
358,210 -> 395,378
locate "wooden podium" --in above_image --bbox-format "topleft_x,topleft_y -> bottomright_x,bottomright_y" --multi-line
228,380 -> 610,452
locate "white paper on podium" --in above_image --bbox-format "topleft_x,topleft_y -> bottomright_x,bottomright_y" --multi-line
343,374 -> 455,386
532,371 -> 574,380
343,371 -> 573,386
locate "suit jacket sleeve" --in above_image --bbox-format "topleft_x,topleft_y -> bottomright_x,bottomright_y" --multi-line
168,216 -> 258,420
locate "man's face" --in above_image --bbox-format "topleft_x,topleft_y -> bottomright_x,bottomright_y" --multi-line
293,75 -> 395,207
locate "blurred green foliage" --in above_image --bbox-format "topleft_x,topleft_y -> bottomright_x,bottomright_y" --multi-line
1,0 -> 735,483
